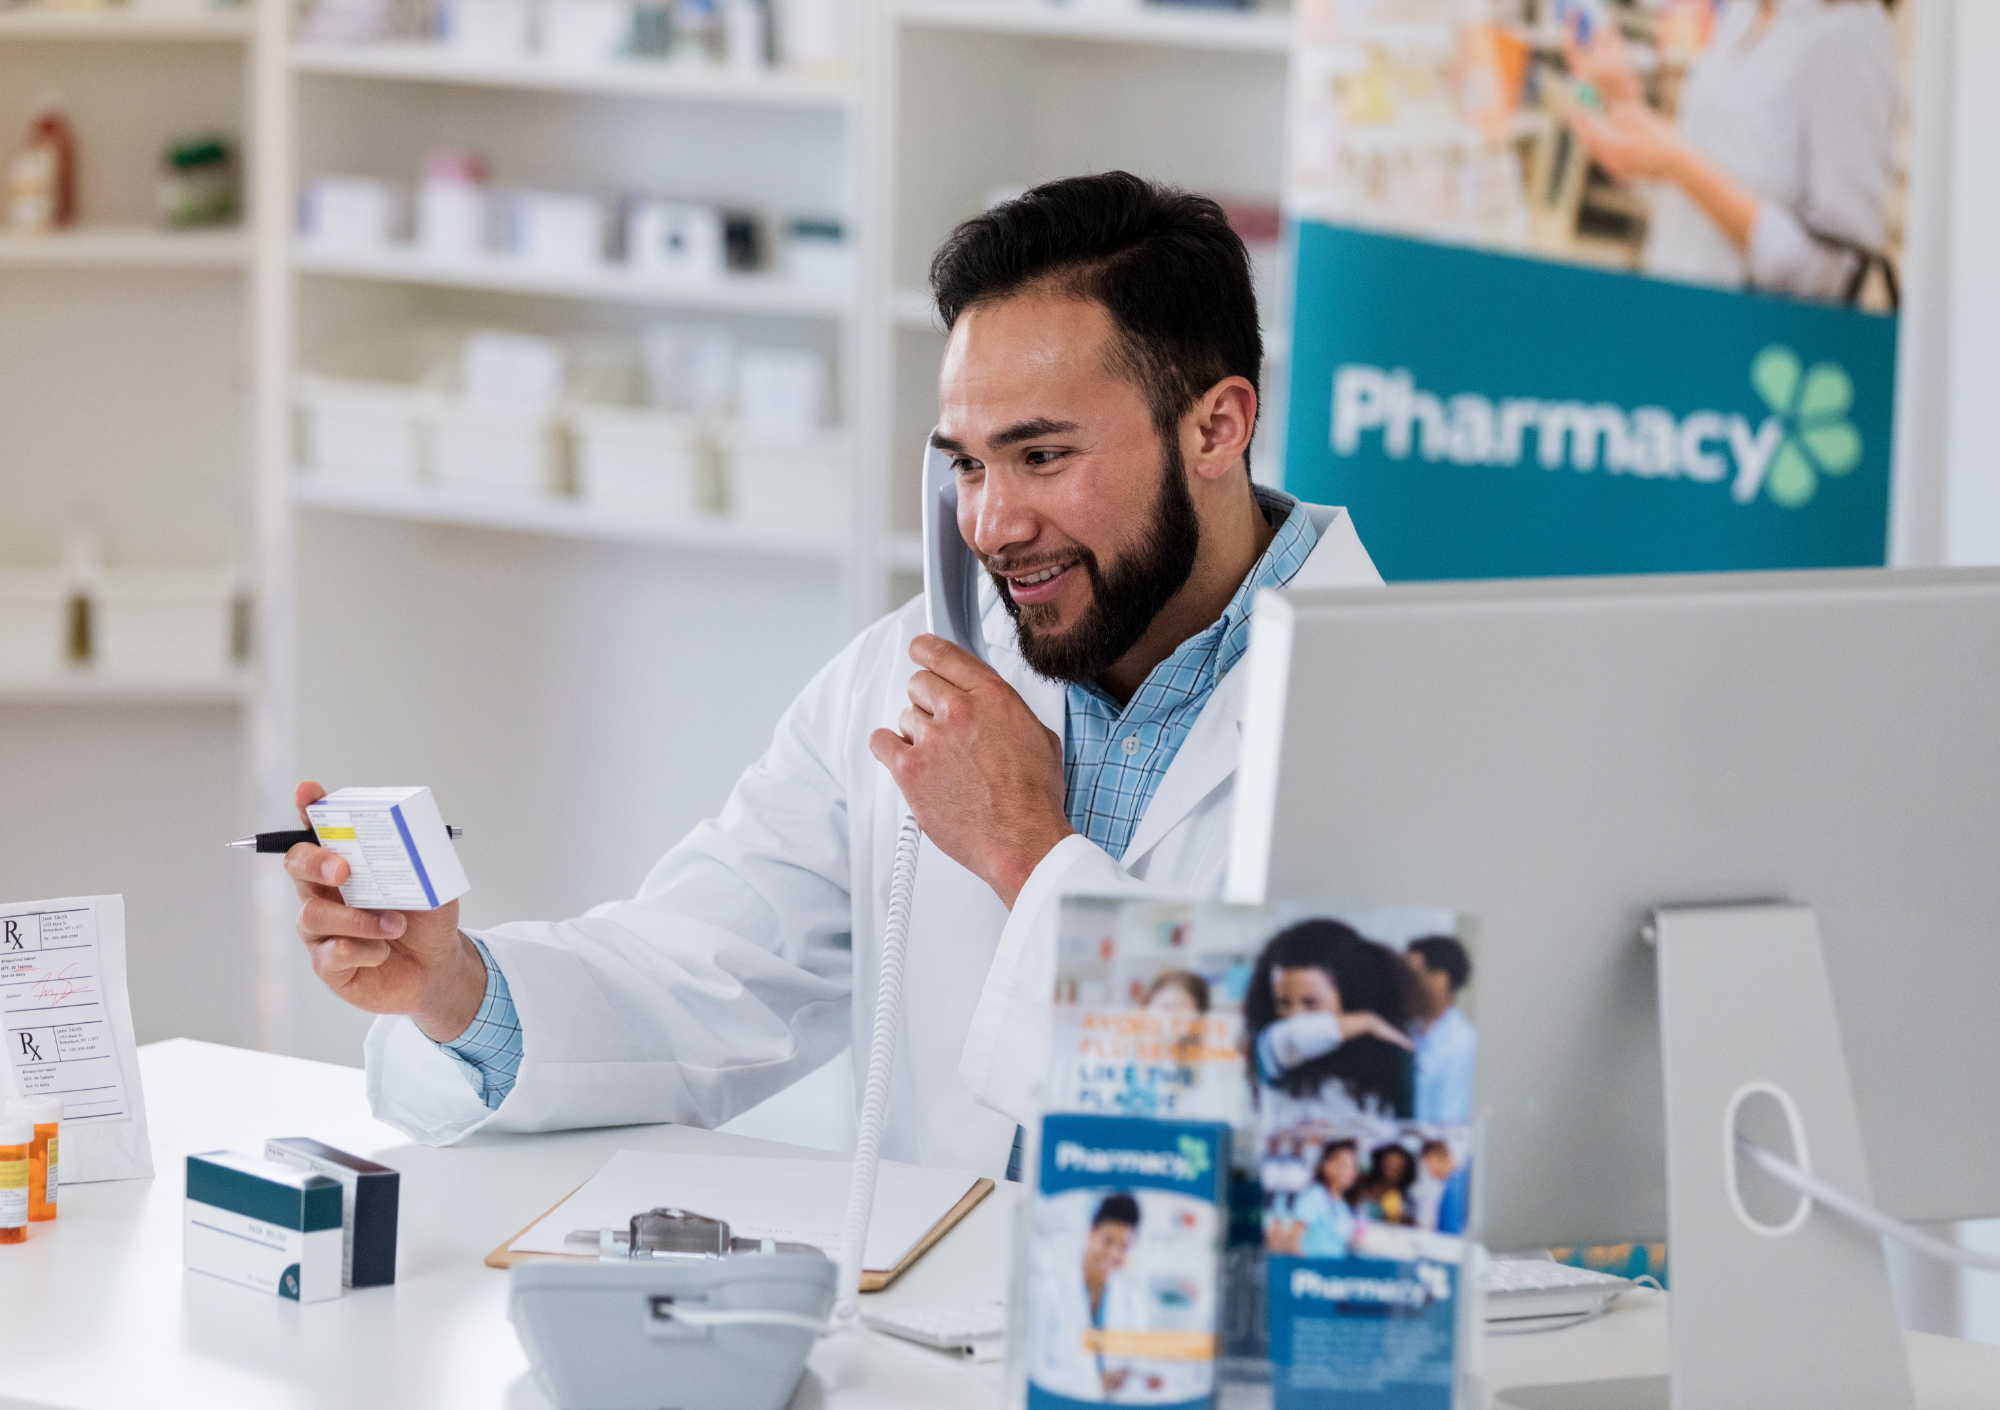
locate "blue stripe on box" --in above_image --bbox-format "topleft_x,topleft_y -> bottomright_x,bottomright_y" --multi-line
389,804 -> 439,909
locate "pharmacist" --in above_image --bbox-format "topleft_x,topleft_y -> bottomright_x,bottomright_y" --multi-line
288,172 -> 1381,1179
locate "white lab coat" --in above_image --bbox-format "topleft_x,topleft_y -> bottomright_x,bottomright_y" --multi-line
1028,1262 -> 1150,1403
364,505 -> 1382,1177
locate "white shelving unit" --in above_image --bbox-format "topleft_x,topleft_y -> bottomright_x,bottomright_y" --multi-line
0,0 -> 277,1055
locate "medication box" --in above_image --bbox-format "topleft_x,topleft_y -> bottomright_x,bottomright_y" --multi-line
185,1152 -> 343,1303
305,786 -> 469,911
265,1137 -> 401,1288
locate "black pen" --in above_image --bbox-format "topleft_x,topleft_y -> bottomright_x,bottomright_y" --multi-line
227,826 -> 463,853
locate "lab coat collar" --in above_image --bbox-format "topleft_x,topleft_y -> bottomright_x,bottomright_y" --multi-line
978,503 -> 1381,872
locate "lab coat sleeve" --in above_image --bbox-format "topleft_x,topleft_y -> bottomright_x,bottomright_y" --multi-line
365,632 -> 869,1146
1746,5 -> 1899,300
959,833 -> 1154,1125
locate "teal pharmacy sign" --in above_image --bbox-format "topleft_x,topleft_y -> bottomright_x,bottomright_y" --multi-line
1282,221 -> 1897,581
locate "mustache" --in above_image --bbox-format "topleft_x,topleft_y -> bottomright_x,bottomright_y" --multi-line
983,551 -> 1084,576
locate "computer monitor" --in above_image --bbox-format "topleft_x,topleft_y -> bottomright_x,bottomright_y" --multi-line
1224,566 -> 2000,1255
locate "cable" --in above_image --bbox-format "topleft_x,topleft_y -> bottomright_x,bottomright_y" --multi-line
833,811 -> 924,1324
1735,1135 -> 2000,1274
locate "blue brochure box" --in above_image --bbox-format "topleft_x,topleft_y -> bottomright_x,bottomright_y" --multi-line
1267,1253 -> 1459,1410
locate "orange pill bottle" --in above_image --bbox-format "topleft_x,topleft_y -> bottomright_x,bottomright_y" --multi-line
6,1098 -> 60,1220
0,1117 -> 29,1244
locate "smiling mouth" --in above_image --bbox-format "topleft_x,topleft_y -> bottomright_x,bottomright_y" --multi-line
1008,563 -> 1069,587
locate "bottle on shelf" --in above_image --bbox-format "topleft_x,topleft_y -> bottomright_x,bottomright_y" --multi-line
7,99 -> 78,237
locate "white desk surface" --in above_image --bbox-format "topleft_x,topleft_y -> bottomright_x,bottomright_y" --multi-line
3,1040 -> 1995,1410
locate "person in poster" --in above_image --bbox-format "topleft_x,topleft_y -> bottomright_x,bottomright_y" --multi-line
1030,1192 -> 1148,1402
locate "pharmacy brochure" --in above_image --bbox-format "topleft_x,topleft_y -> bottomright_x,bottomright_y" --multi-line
0,894 -> 152,1182
1025,1112 -> 1231,1410
1048,897 -> 1477,1407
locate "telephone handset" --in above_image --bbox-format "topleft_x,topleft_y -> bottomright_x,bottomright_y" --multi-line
921,437 -> 989,663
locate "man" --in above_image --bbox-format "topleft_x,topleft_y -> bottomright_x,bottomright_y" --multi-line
287,171 -> 1381,1175
1405,936 -> 1476,1126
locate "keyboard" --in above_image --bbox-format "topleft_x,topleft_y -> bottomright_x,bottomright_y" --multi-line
1480,1258 -> 1634,1324
862,1300 -> 1009,1360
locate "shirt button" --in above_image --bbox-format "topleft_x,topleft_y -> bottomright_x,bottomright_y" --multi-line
1121,735 -> 1140,756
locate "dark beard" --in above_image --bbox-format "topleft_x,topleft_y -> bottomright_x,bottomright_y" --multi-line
994,437 -> 1202,685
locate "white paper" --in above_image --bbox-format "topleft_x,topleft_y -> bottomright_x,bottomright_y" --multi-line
0,895 -> 153,1182
511,1149 -> 982,1272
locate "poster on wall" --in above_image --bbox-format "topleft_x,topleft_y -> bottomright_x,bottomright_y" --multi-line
1281,0 -> 1914,581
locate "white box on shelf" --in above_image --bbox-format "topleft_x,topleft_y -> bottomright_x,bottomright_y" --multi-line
460,329 -> 566,408
736,346 -> 827,443
723,427 -> 847,539
95,572 -> 235,680
570,403 -> 716,523
540,0 -> 635,62
785,218 -> 850,290
641,323 -> 735,412
434,400 -> 565,497
298,176 -> 401,253
625,200 -> 725,282
436,0 -> 533,55
417,180 -> 488,261
296,376 -> 434,486
501,190 -> 606,271
0,570 -> 69,681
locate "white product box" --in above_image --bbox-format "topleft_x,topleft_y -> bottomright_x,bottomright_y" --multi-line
625,200 -> 725,282
786,223 -> 850,289
184,1152 -> 343,1304
305,786 -> 469,911
778,0 -> 848,77
460,329 -> 566,408
0,569 -> 69,680
417,178 -> 487,261
434,400 -> 564,496
299,176 -> 400,253
436,0 -> 532,55
296,376 -> 434,486
735,346 -> 827,444
641,323 -> 735,413
94,571 -> 234,679
723,427 -> 847,538
570,404 -> 716,522
540,0 -> 634,62
502,190 -> 606,271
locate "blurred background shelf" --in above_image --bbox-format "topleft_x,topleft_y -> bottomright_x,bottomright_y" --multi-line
0,672 -> 250,704
290,473 -> 851,562
291,41 -> 854,108
0,6 -> 253,40
294,243 -> 853,316
896,0 -> 1291,51
0,225 -> 249,268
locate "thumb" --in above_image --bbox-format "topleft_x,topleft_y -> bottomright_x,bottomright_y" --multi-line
295,779 -> 328,827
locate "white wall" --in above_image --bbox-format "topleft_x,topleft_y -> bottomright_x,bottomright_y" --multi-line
284,511 -> 849,1066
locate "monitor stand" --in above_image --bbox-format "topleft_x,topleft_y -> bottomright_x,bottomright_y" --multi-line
1500,904 -> 1913,1410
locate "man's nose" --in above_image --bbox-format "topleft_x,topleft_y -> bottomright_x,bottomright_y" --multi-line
968,474 -> 1040,560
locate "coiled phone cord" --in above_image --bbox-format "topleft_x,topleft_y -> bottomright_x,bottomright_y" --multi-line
832,811 -> 924,1324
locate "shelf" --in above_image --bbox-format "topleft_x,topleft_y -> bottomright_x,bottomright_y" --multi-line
295,243 -> 853,318
0,225 -> 249,269
0,6 -> 252,40
0,672 -> 250,704
291,42 -> 854,110
897,0 -> 1291,52
291,473 -> 850,563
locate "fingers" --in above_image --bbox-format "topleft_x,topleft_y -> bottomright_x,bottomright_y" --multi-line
307,933 -> 393,983
868,727 -> 913,774
908,633 -> 997,689
285,841 -> 350,890
298,892 -> 406,946
295,779 -> 328,826
904,667 -> 956,720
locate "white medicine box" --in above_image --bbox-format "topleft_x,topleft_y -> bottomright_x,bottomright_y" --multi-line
92,523 -> 235,681
570,404 -> 718,524
185,1152 -> 343,1304
305,787 -> 469,911
0,531 -> 70,681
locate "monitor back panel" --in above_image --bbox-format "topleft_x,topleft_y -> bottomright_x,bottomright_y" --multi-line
1242,568 -> 2000,1252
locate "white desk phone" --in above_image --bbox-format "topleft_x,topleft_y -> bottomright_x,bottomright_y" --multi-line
510,438 -> 990,1410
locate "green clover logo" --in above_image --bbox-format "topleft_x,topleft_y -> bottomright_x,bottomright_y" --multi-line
1177,1134 -> 1212,1181
1750,345 -> 1862,508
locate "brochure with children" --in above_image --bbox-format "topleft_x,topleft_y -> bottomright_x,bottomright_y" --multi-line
1043,897 -> 1478,1409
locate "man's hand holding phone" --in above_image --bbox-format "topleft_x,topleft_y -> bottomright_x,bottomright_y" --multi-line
286,780 -> 488,1043
869,634 -> 1076,910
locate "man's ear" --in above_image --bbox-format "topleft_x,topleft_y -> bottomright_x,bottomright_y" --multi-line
1189,376 -> 1258,481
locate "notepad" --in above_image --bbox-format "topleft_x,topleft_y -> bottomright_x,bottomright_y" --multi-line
503,1149 -> 989,1280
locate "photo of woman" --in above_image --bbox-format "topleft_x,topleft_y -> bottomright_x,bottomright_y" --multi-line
1360,1143 -> 1419,1227
1266,1138 -> 1362,1259
1242,919 -> 1418,1129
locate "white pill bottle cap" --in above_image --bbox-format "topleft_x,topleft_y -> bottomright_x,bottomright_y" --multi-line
0,1118 -> 32,1147
5,1098 -> 61,1126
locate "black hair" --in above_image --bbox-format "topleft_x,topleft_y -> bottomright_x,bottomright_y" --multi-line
1408,935 -> 1471,992
1370,1143 -> 1416,1192
1314,1138 -> 1359,1193
1243,920 -> 1417,1118
928,171 -> 1263,466
1092,1192 -> 1141,1229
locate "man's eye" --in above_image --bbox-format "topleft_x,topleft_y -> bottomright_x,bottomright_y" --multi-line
953,458 -> 980,475
1025,448 -> 1064,467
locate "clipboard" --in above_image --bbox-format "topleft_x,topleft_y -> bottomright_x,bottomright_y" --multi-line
485,1175 -> 995,1293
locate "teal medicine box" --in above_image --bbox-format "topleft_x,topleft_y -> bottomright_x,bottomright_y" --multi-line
184,1151 -> 344,1302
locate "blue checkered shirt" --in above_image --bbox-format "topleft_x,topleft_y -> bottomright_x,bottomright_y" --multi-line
1064,487 -> 1316,858
436,489 -> 1318,1115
